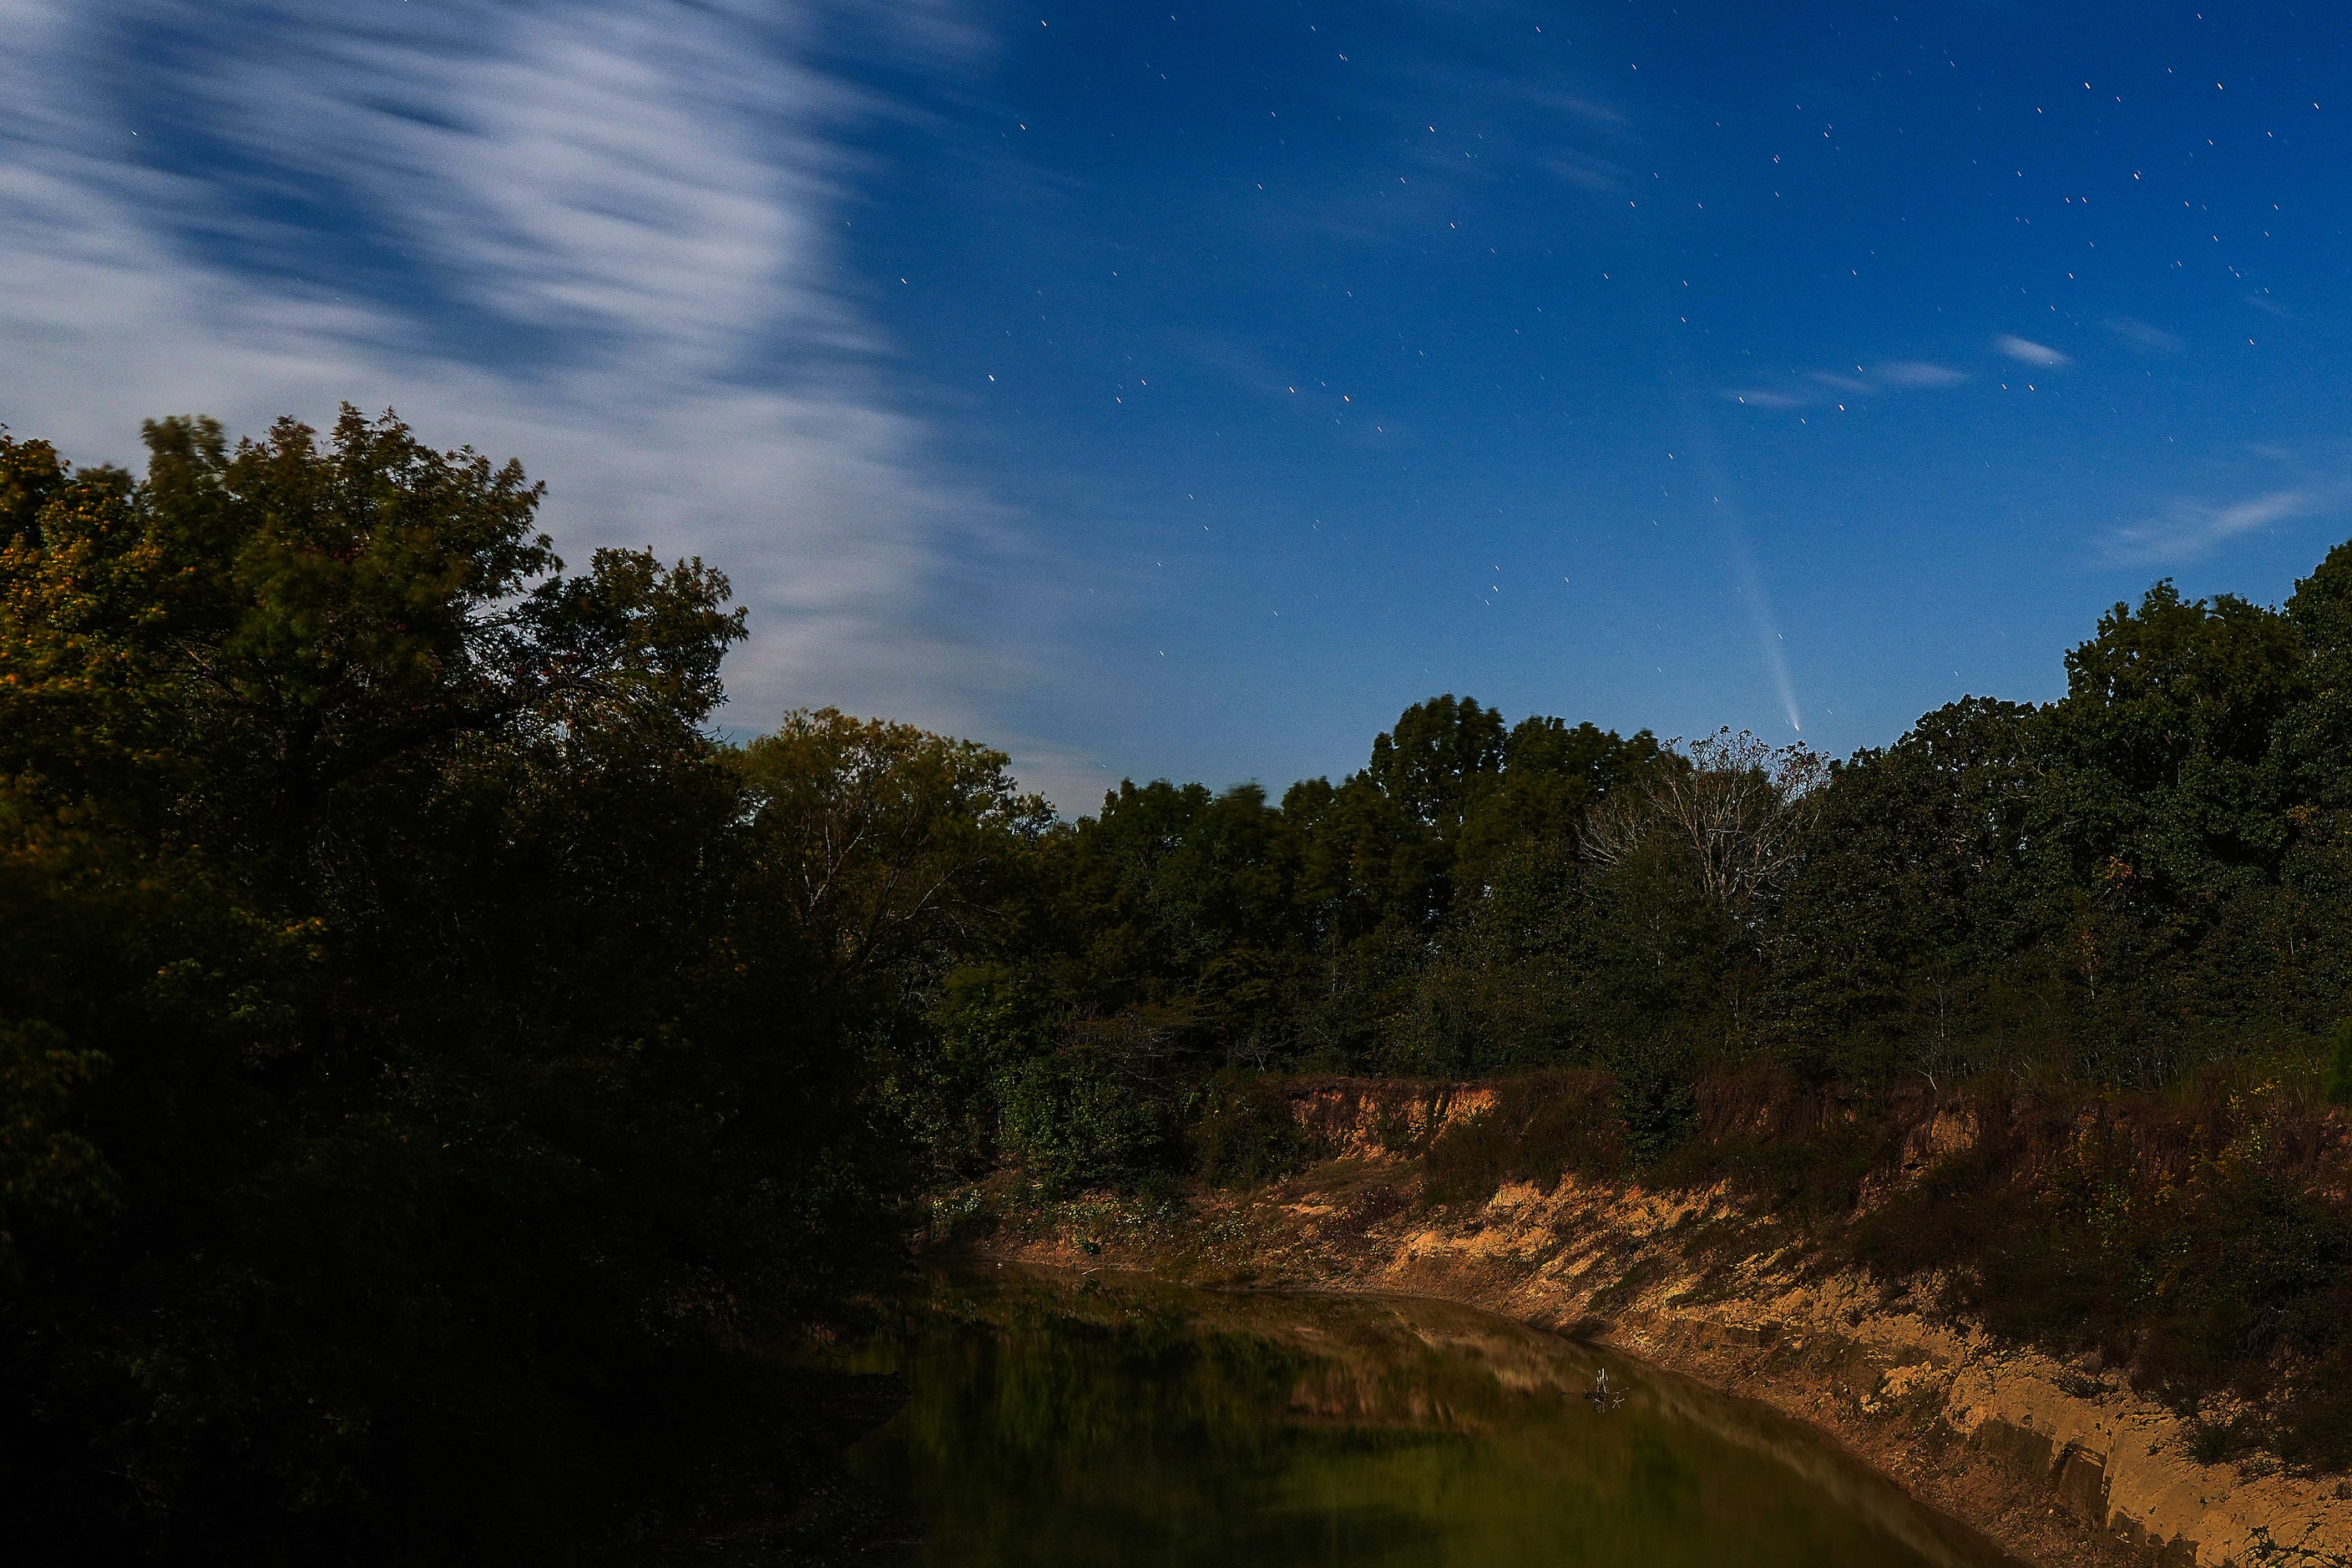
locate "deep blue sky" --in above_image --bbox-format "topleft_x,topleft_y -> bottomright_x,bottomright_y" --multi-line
4,1 -> 2349,807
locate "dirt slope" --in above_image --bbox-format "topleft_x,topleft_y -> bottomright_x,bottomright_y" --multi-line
969,1084 -> 2352,1568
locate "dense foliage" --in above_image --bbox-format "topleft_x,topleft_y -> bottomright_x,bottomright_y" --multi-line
14,402 -> 2352,1550
0,412 -> 1038,1562
908,524 -> 2352,1466
936,564 -> 2352,1193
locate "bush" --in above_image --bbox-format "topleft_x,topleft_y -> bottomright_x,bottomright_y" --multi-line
1849,1084 -> 2352,1469
997,1045 -> 1177,1192
2324,1018 -> 2352,1106
1610,1045 -> 1698,1166
1651,1067 -> 1903,1216
1191,1074 -> 1316,1187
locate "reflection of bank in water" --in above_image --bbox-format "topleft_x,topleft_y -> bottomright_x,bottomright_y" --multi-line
845,1265 -> 2024,1568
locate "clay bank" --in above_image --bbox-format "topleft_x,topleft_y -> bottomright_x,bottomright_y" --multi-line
953,1078 -> 2352,1568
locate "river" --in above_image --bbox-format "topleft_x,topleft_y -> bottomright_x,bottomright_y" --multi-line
847,1264 -> 2025,1567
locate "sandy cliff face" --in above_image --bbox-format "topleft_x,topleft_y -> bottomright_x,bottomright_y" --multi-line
1383,1172 -> 2352,1568
975,1083 -> 2352,1568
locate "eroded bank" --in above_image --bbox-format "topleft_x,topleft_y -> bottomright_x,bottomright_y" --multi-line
961,1081 -> 2352,1568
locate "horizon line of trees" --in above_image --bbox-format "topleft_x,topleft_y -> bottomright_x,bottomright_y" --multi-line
919,549 -> 2352,1182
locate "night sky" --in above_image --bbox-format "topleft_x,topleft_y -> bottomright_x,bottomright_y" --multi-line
4,2 -> 2349,807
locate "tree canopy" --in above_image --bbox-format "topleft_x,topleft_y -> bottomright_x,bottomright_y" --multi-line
0,412 -> 959,1561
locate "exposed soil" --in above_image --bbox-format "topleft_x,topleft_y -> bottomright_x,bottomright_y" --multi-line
957,1085 -> 2352,1568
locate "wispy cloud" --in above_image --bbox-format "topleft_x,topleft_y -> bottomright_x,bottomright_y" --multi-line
1995,334 -> 2071,367
2105,316 -> 2183,355
1333,40 -> 1637,234
1533,152 -> 1627,193
1723,357 -> 1965,408
0,0 -> 1044,765
2102,488 -> 2321,564
1869,360 -> 1967,388
1511,89 -> 1630,129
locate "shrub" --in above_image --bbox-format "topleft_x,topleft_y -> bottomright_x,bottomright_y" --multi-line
1611,1047 -> 1698,1166
997,1045 -> 1177,1192
1651,1067 -> 1904,1216
2324,1018 -> 2352,1106
1190,1074 -> 1316,1187
1849,1083 -> 2352,1469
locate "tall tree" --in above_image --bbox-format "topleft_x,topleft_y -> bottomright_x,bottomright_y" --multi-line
0,411 -> 898,1562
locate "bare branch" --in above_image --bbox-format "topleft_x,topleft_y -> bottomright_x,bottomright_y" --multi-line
1581,727 -> 1825,917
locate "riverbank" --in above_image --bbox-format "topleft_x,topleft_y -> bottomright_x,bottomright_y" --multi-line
869,1261 -> 2027,1567
951,1080 -> 2352,1568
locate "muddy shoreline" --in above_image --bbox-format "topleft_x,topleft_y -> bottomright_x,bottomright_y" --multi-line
927,1257 -> 2028,1567
962,1117 -> 2352,1568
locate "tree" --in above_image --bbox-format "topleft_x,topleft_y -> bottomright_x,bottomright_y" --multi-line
1433,717 -> 1640,891
1581,729 -> 1826,919
2038,580 -> 2306,905
1364,694 -> 1505,832
0,410 -> 902,1562
740,707 -> 1053,980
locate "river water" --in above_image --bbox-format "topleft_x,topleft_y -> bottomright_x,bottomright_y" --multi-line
847,1265 -> 2023,1568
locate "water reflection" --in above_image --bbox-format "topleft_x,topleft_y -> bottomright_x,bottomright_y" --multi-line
849,1266 -> 2020,1568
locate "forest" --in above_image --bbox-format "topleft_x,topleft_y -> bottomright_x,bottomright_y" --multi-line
8,408 -> 2352,1559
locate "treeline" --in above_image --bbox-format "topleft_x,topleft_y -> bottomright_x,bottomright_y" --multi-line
916,515 -> 2352,1471
10,407 -> 2352,1554
929,567 -> 2352,1186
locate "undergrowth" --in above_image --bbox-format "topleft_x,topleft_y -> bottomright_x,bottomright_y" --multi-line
1849,1078 -> 2352,1470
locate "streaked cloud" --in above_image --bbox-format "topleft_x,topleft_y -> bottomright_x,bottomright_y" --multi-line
1537,93 -> 1631,129
1869,360 -> 1968,388
1995,334 -> 2071,367
0,0 -> 1052,772
2104,316 -> 2183,355
1535,152 -> 1626,193
1727,357 -> 1966,409
2102,488 -> 2320,564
